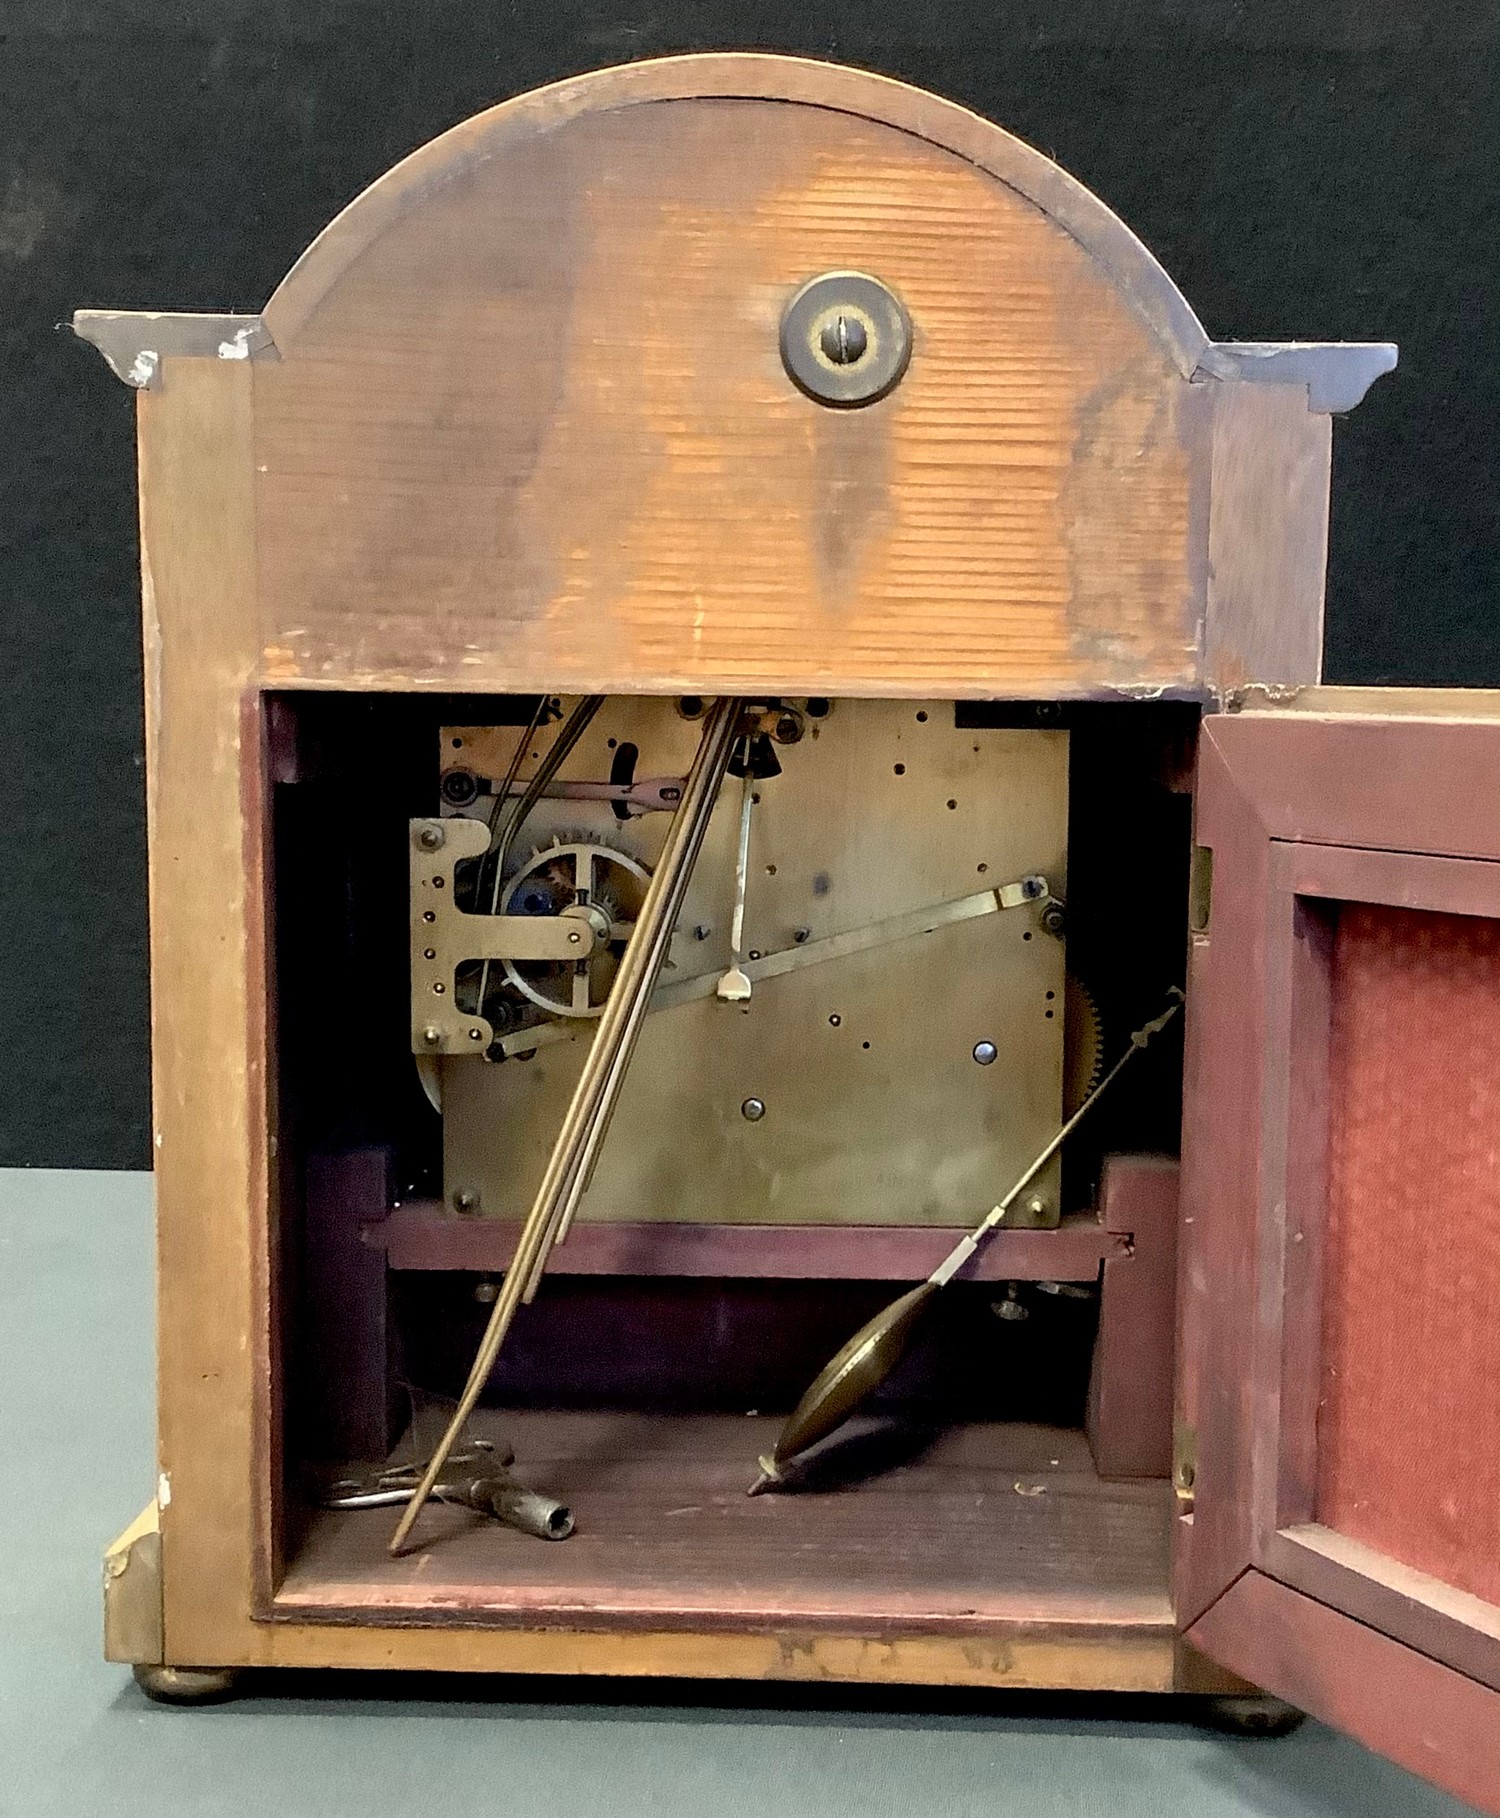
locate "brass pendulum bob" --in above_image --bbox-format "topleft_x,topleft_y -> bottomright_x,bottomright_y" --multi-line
747,986 -> 1185,1495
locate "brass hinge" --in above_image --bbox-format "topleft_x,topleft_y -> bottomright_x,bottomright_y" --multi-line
1173,1420 -> 1198,1513
1188,845 -> 1213,934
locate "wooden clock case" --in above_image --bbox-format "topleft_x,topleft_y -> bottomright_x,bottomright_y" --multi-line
77,55 -> 1497,1813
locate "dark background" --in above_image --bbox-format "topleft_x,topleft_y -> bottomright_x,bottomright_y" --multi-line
1,2 -> 1495,1170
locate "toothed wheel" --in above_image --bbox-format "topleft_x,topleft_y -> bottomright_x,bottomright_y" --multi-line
501,837 -> 650,1018
1063,975 -> 1105,1113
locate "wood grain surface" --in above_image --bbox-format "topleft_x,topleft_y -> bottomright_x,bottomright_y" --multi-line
1204,383 -> 1329,688
279,1414 -> 1174,1636
374,1204 -> 1126,1278
262,55 -> 1210,370
252,96 -> 1210,698
256,1618 -> 1178,1692
136,356 -> 276,1665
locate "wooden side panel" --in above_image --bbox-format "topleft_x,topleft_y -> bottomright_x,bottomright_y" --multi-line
1204,384 -> 1330,690
138,357 -> 275,1667
1187,1571 -> 1500,1816
253,98 -> 1209,699
1086,1156 -> 1179,1479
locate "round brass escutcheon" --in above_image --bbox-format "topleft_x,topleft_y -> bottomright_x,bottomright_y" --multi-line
780,271 -> 912,407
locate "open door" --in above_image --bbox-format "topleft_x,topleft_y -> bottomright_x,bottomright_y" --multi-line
1177,691 -> 1500,1815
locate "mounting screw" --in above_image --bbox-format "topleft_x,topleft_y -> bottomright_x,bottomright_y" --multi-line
781,272 -> 911,407
452,1188 -> 480,1214
1041,903 -> 1066,937
468,1026 -> 484,1041
819,311 -> 868,366
421,1025 -> 442,1047
568,929 -> 582,944
1026,1195 -> 1048,1219
418,824 -> 445,852
973,1040 -> 997,1065
741,1097 -> 766,1122
473,1278 -> 498,1303
992,1285 -> 1029,1322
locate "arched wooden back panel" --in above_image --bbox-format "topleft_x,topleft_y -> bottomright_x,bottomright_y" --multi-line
79,54 -> 1393,700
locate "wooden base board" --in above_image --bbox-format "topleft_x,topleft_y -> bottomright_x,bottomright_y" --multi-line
275,1415 -> 1174,1687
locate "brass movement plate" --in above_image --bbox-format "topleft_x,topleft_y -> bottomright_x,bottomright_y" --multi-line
438,699 -> 1068,1228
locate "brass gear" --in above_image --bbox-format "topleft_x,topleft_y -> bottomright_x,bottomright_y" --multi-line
1063,975 -> 1105,1114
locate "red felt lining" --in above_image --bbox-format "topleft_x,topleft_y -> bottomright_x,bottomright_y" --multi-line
1318,905 -> 1500,1608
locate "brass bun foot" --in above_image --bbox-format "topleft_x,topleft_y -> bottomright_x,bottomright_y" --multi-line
1192,1694 -> 1305,1738
132,1664 -> 242,1705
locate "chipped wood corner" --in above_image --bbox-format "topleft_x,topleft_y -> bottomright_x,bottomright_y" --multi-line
103,1500 -> 164,1665
72,310 -> 278,389
1194,341 -> 1398,414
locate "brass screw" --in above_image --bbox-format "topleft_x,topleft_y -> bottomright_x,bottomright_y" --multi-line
421,1025 -> 442,1046
418,824 -> 445,851
1026,1195 -> 1048,1219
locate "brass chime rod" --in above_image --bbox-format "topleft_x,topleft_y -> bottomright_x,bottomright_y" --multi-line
390,696 -> 745,1556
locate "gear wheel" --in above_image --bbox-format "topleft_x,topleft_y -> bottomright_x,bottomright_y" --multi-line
500,835 -> 650,1019
1063,975 -> 1105,1114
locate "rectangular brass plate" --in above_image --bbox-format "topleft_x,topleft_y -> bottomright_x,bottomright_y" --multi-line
439,698 -> 1068,1228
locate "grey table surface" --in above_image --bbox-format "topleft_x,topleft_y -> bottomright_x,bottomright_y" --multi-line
0,1166 -> 1479,1818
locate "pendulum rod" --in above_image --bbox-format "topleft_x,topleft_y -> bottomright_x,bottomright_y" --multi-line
390,696 -> 745,1555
